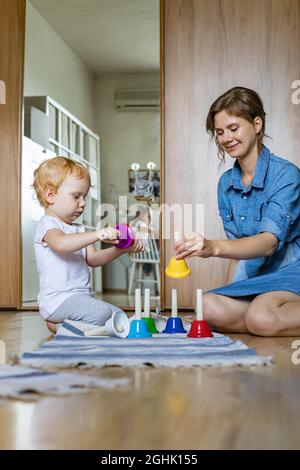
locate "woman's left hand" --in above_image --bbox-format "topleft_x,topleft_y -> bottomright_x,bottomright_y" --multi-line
175,233 -> 215,259
125,238 -> 144,253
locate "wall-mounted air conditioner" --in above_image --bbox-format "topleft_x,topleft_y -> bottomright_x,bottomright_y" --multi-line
114,88 -> 160,111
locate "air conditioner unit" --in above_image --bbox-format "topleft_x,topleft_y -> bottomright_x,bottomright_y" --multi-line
114,88 -> 160,111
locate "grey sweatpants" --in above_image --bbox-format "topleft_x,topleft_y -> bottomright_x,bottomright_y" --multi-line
47,294 -> 124,326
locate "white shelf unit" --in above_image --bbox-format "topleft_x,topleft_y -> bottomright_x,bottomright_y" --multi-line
23,96 -> 102,297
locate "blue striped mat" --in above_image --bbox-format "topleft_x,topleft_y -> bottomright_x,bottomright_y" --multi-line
21,333 -> 272,369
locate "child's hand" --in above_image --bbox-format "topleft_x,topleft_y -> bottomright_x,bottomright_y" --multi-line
96,227 -> 120,244
125,238 -> 144,253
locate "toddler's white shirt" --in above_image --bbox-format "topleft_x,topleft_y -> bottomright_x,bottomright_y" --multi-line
34,214 -> 91,319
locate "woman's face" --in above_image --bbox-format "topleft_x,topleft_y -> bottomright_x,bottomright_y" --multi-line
214,110 -> 262,160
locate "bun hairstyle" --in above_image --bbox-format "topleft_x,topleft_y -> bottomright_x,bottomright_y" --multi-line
206,87 -> 267,163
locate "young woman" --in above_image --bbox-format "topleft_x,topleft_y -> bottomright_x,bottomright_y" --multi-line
175,87 -> 300,336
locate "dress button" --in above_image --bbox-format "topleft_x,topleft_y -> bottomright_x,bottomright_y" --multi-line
243,196 -> 247,200
241,216 -> 245,221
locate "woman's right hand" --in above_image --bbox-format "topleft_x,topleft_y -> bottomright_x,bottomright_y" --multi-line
96,227 -> 120,244
175,232 -> 215,259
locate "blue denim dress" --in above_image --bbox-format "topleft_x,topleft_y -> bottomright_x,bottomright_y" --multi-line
208,145 -> 300,297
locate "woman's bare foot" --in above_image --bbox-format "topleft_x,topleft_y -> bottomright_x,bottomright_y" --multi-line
46,321 -> 57,333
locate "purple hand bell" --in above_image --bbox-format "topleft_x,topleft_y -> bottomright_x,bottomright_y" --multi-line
115,224 -> 135,249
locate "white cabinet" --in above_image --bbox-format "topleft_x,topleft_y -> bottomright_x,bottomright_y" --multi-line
22,137 -> 55,301
22,96 -> 102,304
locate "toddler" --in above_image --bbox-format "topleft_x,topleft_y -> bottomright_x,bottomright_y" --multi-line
33,157 -> 143,333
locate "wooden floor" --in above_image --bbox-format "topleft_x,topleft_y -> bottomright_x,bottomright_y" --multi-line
0,311 -> 300,450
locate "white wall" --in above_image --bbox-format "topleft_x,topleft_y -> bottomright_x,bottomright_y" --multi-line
94,74 -> 160,291
94,74 -> 160,206
24,1 -> 95,130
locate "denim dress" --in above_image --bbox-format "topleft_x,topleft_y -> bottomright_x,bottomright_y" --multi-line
208,145 -> 300,298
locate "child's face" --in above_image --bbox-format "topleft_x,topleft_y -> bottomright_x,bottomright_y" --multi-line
46,172 -> 90,224
214,110 -> 262,160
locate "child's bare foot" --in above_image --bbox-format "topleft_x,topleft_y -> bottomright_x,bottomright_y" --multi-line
46,321 -> 57,333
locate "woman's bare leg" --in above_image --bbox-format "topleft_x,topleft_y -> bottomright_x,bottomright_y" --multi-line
245,291 -> 300,336
203,293 -> 252,333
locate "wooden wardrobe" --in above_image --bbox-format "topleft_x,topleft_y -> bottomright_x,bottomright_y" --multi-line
161,0 -> 300,308
0,0 -> 25,308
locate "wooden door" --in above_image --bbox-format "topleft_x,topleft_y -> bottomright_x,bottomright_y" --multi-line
0,0 -> 25,307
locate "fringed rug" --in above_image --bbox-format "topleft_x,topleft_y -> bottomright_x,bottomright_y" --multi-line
0,365 -> 129,401
21,333 -> 272,369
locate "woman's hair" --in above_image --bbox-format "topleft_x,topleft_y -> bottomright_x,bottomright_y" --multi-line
33,156 -> 91,208
206,87 -> 267,164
